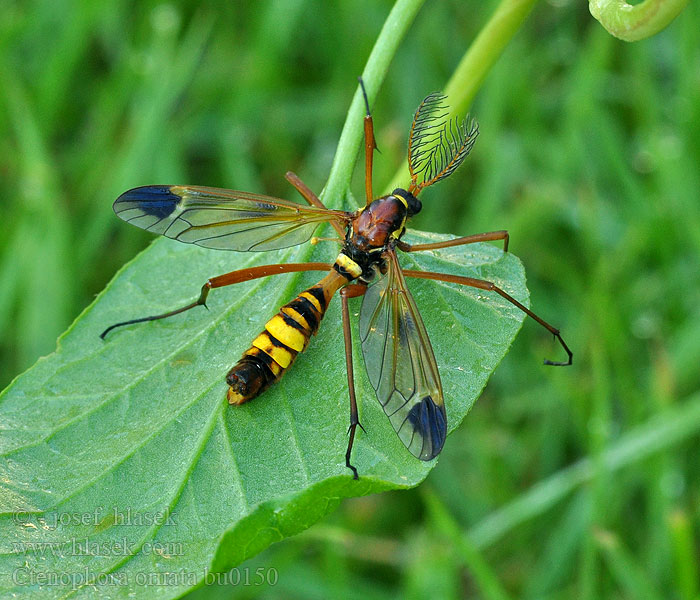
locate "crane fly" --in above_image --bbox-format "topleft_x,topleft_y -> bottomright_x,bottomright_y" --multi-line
102,81 -> 572,478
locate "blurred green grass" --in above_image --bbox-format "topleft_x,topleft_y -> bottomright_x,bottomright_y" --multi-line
1,0 -> 699,598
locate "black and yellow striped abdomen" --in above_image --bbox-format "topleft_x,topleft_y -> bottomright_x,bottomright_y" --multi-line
226,271 -> 345,405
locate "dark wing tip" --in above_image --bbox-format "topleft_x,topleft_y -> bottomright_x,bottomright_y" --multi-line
407,395 -> 447,461
114,185 -> 181,219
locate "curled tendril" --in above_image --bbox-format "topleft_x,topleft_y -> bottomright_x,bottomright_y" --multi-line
589,0 -> 690,42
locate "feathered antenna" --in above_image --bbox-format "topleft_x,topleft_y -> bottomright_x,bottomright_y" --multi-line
407,93 -> 479,195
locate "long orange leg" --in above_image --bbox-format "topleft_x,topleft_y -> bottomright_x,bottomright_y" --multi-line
402,269 -> 572,366
285,171 -> 326,209
285,171 -> 347,238
100,262 -> 332,339
340,282 -> 368,479
398,230 -> 510,253
358,78 -> 377,206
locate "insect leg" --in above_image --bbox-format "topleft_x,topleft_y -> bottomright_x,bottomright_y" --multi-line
358,78 -> 377,206
398,230 -> 509,253
402,269 -> 572,366
285,171 -> 346,237
340,283 -> 368,479
100,262 -> 332,339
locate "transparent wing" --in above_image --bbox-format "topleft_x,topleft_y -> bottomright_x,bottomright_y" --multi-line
358,247 -> 447,460
407,92 -> 479,192
113,185 -> 349,251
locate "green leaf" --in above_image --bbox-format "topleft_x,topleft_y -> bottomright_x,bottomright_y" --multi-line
0,226 -> 527,598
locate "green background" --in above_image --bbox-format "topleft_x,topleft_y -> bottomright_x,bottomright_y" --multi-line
1,0 -> 699,598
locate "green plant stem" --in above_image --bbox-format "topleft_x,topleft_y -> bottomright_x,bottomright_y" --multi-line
589,0 -> 690,42
594,529 -> 664,600
423,488 -> 513,600
668,509 -> 699,600
386,0 -> 539,193
322,0 -> 427,208
443,0 -> 538,118
468,392 -> 700,549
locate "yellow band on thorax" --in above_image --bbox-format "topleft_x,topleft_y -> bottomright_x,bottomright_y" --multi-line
391,192 -> 408,238
393,191 -> 409,209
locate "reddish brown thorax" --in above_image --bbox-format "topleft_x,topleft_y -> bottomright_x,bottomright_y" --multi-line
350,195 -> 406,252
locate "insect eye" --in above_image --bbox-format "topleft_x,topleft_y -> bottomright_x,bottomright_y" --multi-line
406,195 -> 421,217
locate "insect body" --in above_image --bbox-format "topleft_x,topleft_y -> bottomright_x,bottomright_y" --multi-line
225,274 -> 335,405
103,82 -> 572,478
226,187 -> 417,406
